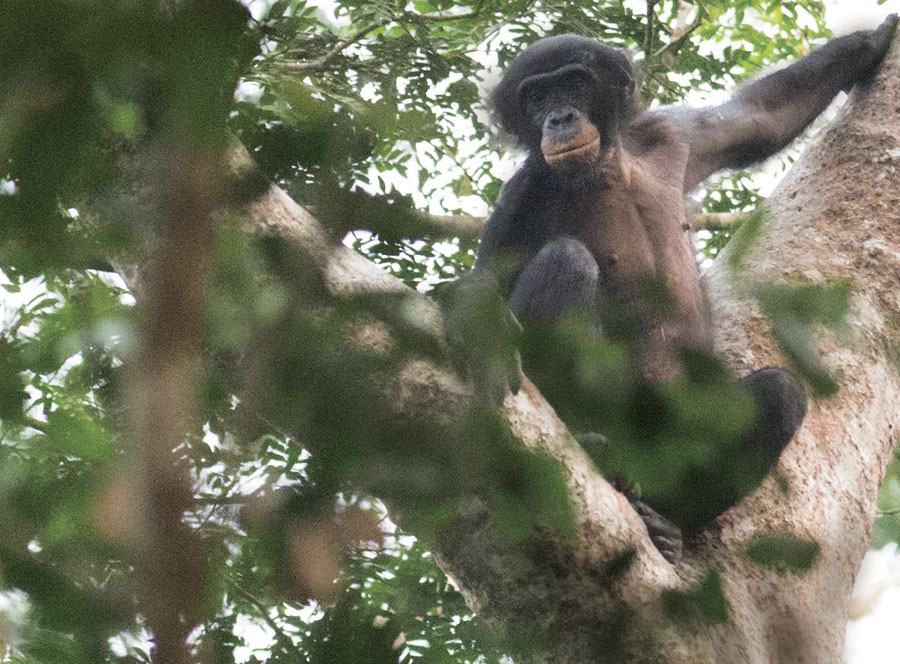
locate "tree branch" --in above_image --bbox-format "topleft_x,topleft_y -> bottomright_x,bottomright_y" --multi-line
282,22 -> 384,73
342,210 -> 746,241
654,3 -> 703,64
644,0 -> 657,57
696,38 -> 900,663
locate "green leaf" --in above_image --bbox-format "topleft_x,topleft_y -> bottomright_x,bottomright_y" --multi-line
662,571 -> 729,631
745,533 -> 821,576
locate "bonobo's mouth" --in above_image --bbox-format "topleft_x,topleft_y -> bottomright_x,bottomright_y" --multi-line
543,136 -> 601,166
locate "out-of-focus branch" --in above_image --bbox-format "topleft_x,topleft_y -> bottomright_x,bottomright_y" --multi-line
343,210 -> 745,242
129,139 -> 227,664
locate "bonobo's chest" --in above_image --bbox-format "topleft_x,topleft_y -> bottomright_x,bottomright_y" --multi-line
544,135 -> 692,288
534,131 -> 712,372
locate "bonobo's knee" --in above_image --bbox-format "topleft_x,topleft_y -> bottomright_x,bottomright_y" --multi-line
740,367 -> 807,465
510,237 -> 599,323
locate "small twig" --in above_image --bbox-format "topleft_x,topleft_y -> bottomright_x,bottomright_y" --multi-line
283,22 -> 383,72
228,578 -> 304,654
655,2 -> 704,62
647,70 -> 682,95
22,416 -> 49,434
427,138 -> 494,206
417,10 -> 480,22
192,470 -> 244,530
193,495 -> 250,506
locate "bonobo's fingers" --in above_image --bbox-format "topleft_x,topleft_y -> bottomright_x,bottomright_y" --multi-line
872,14 -> 899,59
631,497 -> 683,565
858,13 -> 899,81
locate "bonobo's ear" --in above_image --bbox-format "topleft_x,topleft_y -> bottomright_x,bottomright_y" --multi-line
616,64 -> 636,95
586,48 -> 635,94
609,58 -> 635,94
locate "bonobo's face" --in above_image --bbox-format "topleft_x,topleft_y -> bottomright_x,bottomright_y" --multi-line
491,35 -> 636,175
518,64 -> 602,172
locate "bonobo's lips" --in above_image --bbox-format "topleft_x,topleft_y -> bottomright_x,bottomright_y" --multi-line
541,136 -> 600,166
542,136 -> 601,168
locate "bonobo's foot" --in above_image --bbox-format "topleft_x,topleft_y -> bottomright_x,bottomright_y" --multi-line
630,497 -> 683,565
576,432 -> 683,564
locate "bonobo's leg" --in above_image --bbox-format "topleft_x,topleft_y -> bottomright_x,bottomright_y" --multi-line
510,237 -> 601,423
739,367 -> 807,467
510,237 -> 602,426
662,367 -> 807,540
510,237 -> 599,324
511,241 -> 681,559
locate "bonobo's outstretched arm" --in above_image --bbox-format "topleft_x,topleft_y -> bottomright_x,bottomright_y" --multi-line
669,16 -> 898,191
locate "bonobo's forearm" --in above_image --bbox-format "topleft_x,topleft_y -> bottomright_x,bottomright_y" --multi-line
737,17 -> 897,116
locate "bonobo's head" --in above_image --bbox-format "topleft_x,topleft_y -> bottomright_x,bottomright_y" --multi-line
491,35 -> 638,173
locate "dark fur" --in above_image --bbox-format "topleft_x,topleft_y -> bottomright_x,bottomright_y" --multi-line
475,23 -> 896,555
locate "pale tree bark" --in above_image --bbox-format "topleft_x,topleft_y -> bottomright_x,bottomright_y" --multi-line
125,36 -> 900,664
690,51 -> 900,663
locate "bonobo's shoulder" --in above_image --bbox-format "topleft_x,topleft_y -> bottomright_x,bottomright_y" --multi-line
625,109 -> 684,154
496,156 -> 546,201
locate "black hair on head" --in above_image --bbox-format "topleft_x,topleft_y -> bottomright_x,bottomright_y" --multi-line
490,34 -> 638,142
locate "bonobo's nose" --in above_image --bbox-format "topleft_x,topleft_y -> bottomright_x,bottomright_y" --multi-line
545,107 -> 576,129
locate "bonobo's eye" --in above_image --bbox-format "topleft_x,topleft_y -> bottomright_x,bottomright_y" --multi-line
526,88 -> 545,106
567,74 -> 588,92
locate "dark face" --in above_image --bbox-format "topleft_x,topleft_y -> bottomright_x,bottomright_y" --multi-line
518,64 -> 602,172
491,36 -> 637,175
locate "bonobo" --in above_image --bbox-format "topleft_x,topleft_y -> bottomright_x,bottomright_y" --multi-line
472,20 -> 897,560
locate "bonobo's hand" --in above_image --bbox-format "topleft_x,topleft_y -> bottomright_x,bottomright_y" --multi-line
867,14 -> 898,68
437,272 -> 523,407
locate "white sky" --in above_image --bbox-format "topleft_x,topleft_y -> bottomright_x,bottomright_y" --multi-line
827,0 -> 900,31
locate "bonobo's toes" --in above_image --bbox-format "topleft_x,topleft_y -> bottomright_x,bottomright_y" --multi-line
631,497 -> 683,564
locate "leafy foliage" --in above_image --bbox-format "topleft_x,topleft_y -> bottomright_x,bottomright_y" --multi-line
661,571 -> 729,632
